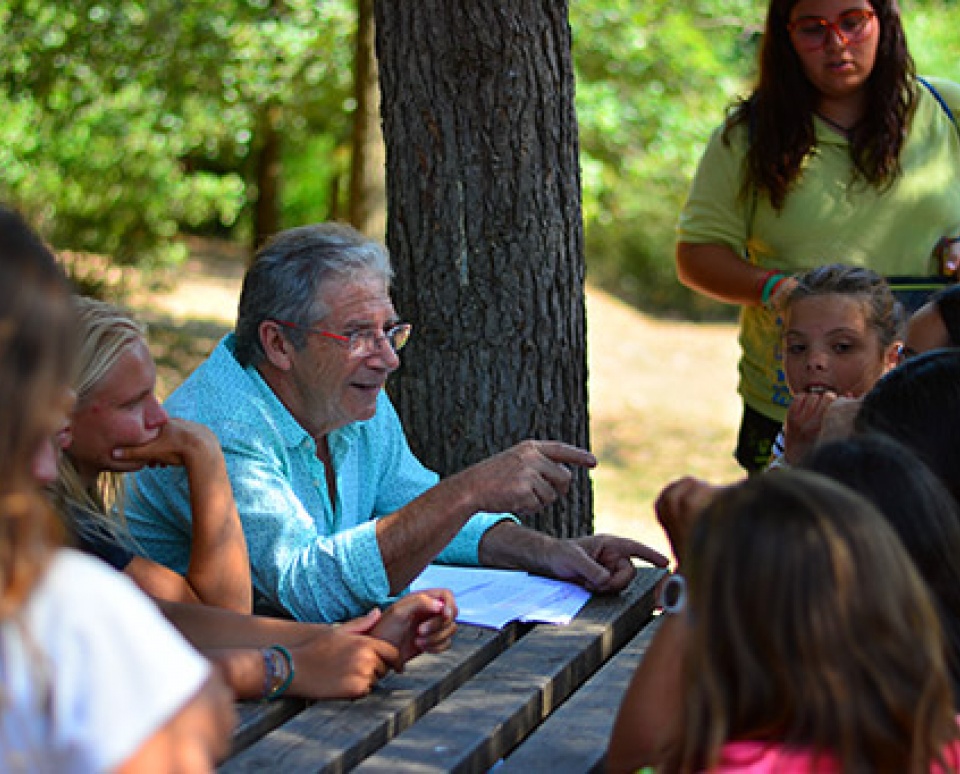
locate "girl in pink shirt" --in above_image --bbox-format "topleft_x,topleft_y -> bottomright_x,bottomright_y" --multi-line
616,470 -> 960,773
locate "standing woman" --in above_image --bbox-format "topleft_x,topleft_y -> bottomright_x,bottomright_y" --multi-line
676,0 -> 960,472
0,206 -> 233,770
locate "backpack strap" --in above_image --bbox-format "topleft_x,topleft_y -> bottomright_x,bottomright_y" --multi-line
919,76 -> 958,132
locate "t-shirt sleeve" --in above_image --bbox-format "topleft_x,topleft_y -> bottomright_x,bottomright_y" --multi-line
676,122 -> 753,256
71,510 -> 136,571
29,550 -> 210,771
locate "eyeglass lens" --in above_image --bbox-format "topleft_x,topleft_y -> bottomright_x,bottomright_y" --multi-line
350,324 -> 411,355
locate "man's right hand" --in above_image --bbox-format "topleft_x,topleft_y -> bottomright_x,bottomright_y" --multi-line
452,440 -> 597,518
376,440 -> 597,597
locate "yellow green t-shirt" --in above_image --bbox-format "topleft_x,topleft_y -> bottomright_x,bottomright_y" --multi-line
677,77 -> 960,421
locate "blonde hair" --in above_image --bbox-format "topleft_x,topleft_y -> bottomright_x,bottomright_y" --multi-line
671,469 -> 959,773
54,296 -> 146,546
0,207 -> 74,617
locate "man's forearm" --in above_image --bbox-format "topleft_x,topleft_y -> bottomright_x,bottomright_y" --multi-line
376,468 -> 486,594
477,521 -> 554,576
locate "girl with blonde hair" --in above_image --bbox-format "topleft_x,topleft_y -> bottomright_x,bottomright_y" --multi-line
55,295 -> 252,612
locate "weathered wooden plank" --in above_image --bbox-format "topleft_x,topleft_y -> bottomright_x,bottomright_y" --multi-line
498,615 -> 664,774
220,622 -> 520,772
230,697 -> 310,757
351,567 -> 665,774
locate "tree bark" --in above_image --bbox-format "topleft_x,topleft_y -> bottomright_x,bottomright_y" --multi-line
375,0 -> 592,537
348,0 -> 387,241
253,103 -> 282,251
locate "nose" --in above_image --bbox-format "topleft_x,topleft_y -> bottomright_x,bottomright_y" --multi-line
806,350 -> 829,371
823,22 -> 850,49
371,336 -> 402,370
145,396 -> 169,429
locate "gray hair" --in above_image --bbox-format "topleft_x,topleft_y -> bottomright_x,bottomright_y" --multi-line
234,223 -> 393,367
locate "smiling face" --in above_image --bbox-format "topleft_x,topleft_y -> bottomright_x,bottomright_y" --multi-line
277,273 -> 402,439
783,293 -> 899,398
66,338 -> 168,483
789,0 -> 879,106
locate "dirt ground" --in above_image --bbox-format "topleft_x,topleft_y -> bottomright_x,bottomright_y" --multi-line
130,251 -> 744,559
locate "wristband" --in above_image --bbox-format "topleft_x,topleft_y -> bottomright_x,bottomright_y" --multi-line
754,269 -> 777,300
268,645 -> 295,700
659,574 -> 687,615
261,644 -> 295,701
761,272 -> 788,306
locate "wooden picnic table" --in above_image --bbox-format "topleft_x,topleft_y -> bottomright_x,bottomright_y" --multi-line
220,565 -> 666,773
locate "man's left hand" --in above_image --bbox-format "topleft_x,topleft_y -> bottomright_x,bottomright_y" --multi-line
546,535 -> 669,594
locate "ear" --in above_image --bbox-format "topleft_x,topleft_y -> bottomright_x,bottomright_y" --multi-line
882,339 -> 902,374
259,320 -> 295,372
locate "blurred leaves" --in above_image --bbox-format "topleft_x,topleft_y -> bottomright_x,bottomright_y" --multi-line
2,0 -> 959,315
0,0 -> 354,269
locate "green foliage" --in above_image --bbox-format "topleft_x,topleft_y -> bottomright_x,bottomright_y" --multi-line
908,1 -> 960,81
574,0 -> 960,318
4,0 -> 959,315
572,0 -> 762,317
0,0 -> 354,271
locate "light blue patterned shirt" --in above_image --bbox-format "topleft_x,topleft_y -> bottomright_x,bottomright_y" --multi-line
126,335 -> 515,622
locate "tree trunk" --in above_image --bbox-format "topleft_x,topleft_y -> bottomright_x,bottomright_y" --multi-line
375,0 -> 592,537
253,103 -> 282,251
348,0 -> 387,241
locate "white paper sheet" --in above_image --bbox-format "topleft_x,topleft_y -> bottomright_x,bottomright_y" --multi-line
410,564 -> 592,629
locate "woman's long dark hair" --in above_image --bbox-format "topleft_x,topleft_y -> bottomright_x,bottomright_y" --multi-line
724,0 -> 915,210
672,469 -> 958,772
0,206 -> 74,617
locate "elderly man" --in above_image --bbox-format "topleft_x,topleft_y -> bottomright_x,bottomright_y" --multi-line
127,224 -> 667,622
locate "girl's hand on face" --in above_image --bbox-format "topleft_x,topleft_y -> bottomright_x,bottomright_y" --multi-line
783,390 -> 839,464
111,419 -> 221,469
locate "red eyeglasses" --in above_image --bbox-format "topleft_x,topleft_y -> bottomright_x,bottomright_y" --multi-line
788,8 -> 876,52
272,319 -> 412,357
